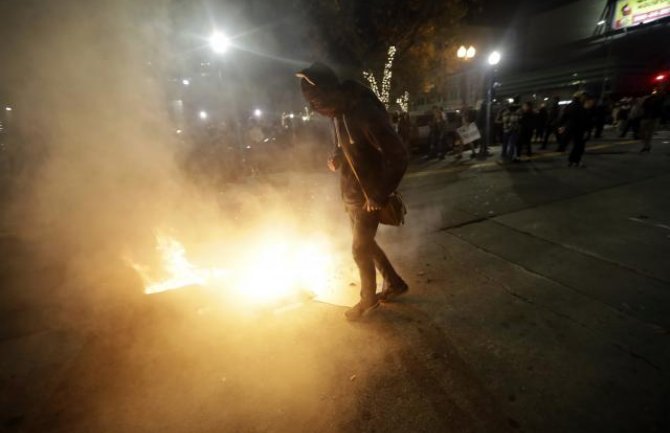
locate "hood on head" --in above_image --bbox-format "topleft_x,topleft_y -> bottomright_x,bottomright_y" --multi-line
296,62 -> 341,116
296,62 -> 339,88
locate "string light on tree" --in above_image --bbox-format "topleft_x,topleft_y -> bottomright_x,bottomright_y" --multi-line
396,91 -> 410,113
363,45 -> 397,108
380,45 -> 397,107
363,71 -> 381,101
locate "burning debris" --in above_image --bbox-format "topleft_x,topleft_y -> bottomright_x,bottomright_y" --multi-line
127,228 -> 354,308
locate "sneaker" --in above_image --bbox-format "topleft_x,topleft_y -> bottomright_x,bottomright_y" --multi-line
345,300 -> 380,321
378,280 -> 409,303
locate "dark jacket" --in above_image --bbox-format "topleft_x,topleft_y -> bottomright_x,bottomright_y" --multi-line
558,99 -> 588,136
642,93 -> 666,119
518,110 -> 536,140
546,102 -> 560,126
331,81 -> 408,207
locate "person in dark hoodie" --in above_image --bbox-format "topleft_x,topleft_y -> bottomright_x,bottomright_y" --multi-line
557,92 -> 592,167
517,101 -> 536,158
296,62 -> 409,321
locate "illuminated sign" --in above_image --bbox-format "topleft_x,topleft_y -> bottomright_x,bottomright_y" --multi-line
612,0 -> 670,29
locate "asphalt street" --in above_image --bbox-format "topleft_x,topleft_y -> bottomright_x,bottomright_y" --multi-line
1,131 -> 669,433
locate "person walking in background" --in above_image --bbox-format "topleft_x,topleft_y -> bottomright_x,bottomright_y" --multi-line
542,96 -> 561,149
476,102 -> 491,157
583,96 -> 596,141
639,84 -> 667,153
558,93 -> 592,167
557,93 -> 582,153
296,62 -> 408,321
426,106 -> 446,159
517,101 -> 536,158
456,106 -> 480,160
617,97 -> 632,137
498,96 -> 521,162
397,112 -> 411,151
493,102 -> 504,145
622,97 -> 643,139
535,103 -> 548,143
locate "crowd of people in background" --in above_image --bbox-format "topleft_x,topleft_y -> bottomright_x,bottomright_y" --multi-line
408,82 -> 667,168
177,112 -> 332,186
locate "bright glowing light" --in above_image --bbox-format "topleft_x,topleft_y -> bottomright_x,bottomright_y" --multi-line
199,110 -> 208,120
507,98 -> 514,104
289,113 -> 295,119
232,235 -> 335,305
182,78 -> 190,86
466,46 -> 476,59
253,108 -> 262,118
209,31 -> 230,54
4,106 -> 12,112
129,231 -> 338,308
457,46 -> 467,58
597,20 -> 606,26
176,129 -> 182,134
655,74 -> 666,82
488,50 -> 501,66
129,233 -> 228,295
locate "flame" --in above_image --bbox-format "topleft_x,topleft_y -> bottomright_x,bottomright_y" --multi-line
128,229 -> 341,307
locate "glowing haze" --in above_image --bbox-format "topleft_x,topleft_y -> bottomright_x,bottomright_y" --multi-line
0,0 -> 357,309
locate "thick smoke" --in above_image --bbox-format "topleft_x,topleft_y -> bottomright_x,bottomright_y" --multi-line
0,0 -> 350,295
0,0 -> 199,256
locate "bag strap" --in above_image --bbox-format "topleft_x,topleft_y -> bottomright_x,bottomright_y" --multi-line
333,116 -> 371,203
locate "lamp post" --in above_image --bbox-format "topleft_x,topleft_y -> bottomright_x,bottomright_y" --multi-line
456,45 -> 476,108
485,50 -> 502,149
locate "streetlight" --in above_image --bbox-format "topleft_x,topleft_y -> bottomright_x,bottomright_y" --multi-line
4,106 -> 12,112
485,50 -> 502,151
456,45 -> 477,108
253,108 -> 262,118
457,46 -> 467,58
199,110 -> 208,120
488,50 -> 501,66
209,31 -> 230,54
457,45 -> 476,60
182,78 -> 190,86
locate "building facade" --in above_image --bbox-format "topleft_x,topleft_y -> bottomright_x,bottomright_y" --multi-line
497,0 -> 670,101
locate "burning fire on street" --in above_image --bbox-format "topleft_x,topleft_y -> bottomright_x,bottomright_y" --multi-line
127,228 -> 356,309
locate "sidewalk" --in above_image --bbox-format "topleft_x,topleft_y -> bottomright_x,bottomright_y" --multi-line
385,133 -> 670,432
